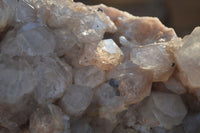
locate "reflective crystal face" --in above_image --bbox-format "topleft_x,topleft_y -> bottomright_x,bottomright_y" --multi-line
79,39 -> 124,70
130,44 -> 175,82
72,14 -> 107,43
16,0 -> 36,23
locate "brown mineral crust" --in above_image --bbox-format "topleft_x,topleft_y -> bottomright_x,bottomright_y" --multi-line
93,4 -> 177,45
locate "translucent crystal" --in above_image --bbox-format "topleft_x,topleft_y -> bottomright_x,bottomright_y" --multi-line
137,98 -> 160,127
64,45 -> 84,68
79,39 -> 124,70
30,104 -> 70,133
74,66 -> 105,88
130,44 -> 175,82
0,56 -> 37,130
96,82 -> 127,124
53,28 -> 77,56
59,85 -> 93,116
0,56 -> 36,104
138,92 -> 187,129
30,0 -> 116,43
16,0 -> 36,23
152,92 -> 187,129
72,14 -> 108,43
1,23 -> 55,57
118,17 -> 177,45
107,61 -> 153,104
96,82 -> 122,106
174,27 -> 200,88
164,76 -> 186,94
34,56 -> 72,105
31,0 -> 74,28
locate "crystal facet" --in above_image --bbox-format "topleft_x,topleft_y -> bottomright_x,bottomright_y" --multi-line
79,39 -> 124,70
59,85 -> 93,116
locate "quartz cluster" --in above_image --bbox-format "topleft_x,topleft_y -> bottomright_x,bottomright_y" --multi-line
0,0 -> 200,133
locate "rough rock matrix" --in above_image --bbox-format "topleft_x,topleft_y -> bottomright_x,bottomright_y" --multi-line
0,0 -> 199,133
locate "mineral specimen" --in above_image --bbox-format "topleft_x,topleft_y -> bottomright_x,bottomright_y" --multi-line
0,0 -> 199,132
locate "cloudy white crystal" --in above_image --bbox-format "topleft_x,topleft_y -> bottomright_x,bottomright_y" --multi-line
175,27 -> 200,89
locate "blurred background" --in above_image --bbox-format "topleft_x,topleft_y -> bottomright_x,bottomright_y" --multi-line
75,0 -> 200,37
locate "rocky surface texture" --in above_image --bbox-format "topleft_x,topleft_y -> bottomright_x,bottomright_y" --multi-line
0,0 -> 199,133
